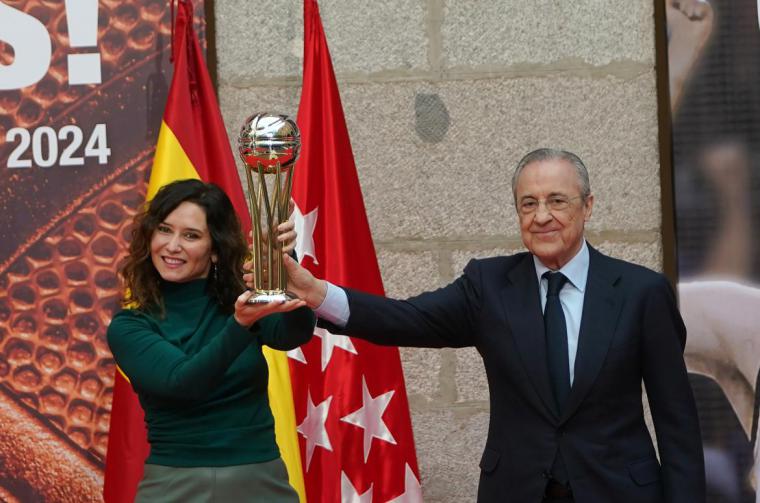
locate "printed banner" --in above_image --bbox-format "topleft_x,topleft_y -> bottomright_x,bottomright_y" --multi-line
665,0 -> 760,501
0,1 -> 205,500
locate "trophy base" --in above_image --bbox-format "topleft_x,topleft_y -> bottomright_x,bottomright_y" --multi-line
245,291 -> 297,305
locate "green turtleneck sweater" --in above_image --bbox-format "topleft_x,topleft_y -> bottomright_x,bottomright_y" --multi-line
107,279 -> 315,467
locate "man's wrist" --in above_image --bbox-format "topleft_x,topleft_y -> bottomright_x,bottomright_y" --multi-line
307,279 -> 328,309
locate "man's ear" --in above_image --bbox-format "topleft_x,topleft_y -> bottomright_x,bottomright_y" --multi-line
583,193 -> 594,222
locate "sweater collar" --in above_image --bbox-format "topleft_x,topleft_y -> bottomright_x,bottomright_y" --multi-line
160,278 -> 209,301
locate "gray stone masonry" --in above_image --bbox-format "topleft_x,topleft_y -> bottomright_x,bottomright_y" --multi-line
215,1 -> 661,500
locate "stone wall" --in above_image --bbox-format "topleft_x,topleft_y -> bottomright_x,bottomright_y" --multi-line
214,1 -> 662,500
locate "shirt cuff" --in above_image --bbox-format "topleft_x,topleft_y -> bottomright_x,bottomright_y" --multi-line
314,282 -> 350,327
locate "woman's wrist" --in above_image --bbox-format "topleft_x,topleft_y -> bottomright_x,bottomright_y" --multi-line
233,313 -> 254,328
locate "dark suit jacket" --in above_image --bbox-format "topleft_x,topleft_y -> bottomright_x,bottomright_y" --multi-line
321,246 -> 705,503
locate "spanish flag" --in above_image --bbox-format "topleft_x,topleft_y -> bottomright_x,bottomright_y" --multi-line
103,1 -> 306,500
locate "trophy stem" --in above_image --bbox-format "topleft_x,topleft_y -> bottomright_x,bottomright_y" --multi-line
245,165 -> 262,289
273,166 -> 283,291
257,167 -> 275,291
279,168 -> 294,291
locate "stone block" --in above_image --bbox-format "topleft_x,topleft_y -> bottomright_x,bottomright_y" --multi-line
215,0 -> 428,82
443,0 -> 654,68
377,250 -> 441,298
452,247 -> 527,276
455,347 -> 489,402
591,239 -> 663,272
410,408 -> 488,501
400,347 -> 442,400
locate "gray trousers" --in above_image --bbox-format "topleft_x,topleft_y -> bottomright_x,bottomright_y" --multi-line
135,457 -> 299,503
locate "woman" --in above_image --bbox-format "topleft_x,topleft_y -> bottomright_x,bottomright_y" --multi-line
107,179 -> 313,502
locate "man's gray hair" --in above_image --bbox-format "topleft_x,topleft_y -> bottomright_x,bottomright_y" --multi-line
511,148 -> 591,203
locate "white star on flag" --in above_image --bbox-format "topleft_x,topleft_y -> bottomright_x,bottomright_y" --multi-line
297,391 -> 333,471
287,347 -> 306,364
340,376 -> 397,462
386,464 -> 423,503
316,327 -> 357,371
292,203 -> 318,264
340,471 -> 373,503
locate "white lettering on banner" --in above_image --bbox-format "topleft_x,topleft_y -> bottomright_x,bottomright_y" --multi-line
0,3 -> 52,90
64,0 -> 101,85
32,127 -> 58,168
5,124 -> 111,169
0,1 -> 101,90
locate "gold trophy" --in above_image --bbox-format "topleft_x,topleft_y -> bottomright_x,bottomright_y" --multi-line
238,113 -> 301,304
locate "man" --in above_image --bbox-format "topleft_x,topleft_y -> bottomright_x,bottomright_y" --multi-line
279,148 -> 705,502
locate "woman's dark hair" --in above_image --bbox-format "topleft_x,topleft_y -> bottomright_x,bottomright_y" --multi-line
120,179 -> 248,313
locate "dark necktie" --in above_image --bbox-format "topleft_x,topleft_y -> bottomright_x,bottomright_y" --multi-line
544,271 -> 570,413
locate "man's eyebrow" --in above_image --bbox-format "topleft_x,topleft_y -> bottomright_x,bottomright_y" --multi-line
519,192 -> 569,200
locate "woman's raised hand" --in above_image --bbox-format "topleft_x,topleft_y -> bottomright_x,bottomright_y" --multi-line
233,290 -> 307,328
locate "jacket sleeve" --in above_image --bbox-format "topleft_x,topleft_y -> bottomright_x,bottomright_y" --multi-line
107,310 -> 253,401
319,259 -> 483,348
641,275 -> 706,503
256,306 -> 316,350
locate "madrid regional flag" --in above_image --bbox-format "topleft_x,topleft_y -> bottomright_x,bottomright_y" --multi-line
287,1 -> 423,501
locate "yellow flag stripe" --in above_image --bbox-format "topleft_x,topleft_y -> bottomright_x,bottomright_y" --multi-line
148,121 -> 307,501
116,365 -> 130,383
263,348 -> 307,501
148,122 -> 201,198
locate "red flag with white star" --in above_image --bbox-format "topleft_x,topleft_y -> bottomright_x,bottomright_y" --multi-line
289,0 -> 422,501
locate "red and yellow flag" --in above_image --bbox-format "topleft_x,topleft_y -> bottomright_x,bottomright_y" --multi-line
103,1 -> 305,500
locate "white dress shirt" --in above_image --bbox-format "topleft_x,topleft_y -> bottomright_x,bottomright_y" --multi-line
533,240 -> 590,386
314,278 -> 350,326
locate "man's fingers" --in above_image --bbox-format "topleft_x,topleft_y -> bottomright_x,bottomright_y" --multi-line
283,252 -> 297,271
278,230 -> 296,243
277,219 -> 295,232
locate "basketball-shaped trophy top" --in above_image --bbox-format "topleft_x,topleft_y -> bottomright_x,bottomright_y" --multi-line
238,113 -> 301,173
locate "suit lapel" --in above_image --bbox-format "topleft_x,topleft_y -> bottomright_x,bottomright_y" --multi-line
560,247 -> 623,423
500,254 -> 558,420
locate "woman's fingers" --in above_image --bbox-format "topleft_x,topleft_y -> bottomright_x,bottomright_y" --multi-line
234,290 -> 308,327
